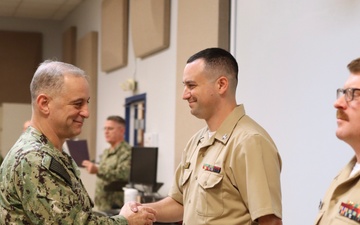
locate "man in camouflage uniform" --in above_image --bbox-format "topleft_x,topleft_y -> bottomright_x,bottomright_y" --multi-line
83,116 -> 131,211
0,60 -> 156,225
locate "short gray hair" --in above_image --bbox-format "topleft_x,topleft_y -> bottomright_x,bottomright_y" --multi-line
30,60 -> 89,102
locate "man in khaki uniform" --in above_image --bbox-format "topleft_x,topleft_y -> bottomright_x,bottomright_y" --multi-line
137,48 -> 283,225
315,58 -> 360,224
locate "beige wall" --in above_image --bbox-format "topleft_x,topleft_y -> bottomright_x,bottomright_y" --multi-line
75,31 -> 98,161
0,103 -> 32,157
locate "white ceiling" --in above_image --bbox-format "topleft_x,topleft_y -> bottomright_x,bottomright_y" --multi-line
0,0 -> 84,20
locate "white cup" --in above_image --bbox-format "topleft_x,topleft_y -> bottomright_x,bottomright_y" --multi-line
123,188 -> 139,204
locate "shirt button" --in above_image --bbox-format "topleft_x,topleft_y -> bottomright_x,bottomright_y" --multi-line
195,176 -> 198,180
204,181 -> 207,186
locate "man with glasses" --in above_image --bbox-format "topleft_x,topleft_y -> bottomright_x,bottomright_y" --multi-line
82,116 -> 131,212
314,58 -> 360,224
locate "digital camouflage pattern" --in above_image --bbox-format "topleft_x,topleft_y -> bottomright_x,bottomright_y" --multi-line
95,141 -> 132,211
0,126 -> 128,225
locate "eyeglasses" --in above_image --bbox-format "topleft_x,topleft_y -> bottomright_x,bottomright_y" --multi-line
336,88 -> 360,102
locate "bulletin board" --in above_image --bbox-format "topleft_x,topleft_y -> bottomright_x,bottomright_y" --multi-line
0,30 -> 42,103
131,0 -> 170,58
76,31 -> 98,161
62,26 -> 77,65
101,0 -> 129,72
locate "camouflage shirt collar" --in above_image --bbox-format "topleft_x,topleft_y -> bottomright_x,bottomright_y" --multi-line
25,126 -> 77,171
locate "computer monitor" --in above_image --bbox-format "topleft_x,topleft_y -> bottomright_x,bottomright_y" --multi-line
129,147 -> 161,194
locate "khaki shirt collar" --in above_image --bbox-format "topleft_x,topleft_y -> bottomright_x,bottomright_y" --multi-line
199,104 -> 246,146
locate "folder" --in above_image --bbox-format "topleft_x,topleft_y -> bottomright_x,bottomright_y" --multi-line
66,139 -> 90,167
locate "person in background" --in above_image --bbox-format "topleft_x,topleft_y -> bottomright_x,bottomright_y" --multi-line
130,48 -> 283,224
82,116 -> 131,211
314,58 -> 360,224
0,120 -> 31,168
0,60 -> 156,225
23,120 -> 31,132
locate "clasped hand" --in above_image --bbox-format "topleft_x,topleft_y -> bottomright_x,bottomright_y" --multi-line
120,201 -> 157,225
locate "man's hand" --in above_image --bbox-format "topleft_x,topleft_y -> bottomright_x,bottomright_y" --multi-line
127,201 -> 141,213
120,202 -> 157,225
82,160 -> 98,174
258,214 -> 282,225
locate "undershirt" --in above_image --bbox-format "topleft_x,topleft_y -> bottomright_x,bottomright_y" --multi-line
350,162 -> 360,177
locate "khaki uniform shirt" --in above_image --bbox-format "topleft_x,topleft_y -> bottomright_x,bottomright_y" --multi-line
315,156 -> 360,225
169,105 -> 282,225
95,141 -> 132,210
0,126 -> 128,224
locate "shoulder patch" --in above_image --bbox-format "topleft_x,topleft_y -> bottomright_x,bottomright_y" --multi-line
49,158 -> 72,186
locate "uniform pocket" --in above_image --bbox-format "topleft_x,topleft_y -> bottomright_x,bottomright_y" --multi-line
330,215 -> 360,225
196,171 -> 223,217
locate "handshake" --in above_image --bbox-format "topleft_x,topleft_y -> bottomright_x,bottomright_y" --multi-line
119,201 -> 157,225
